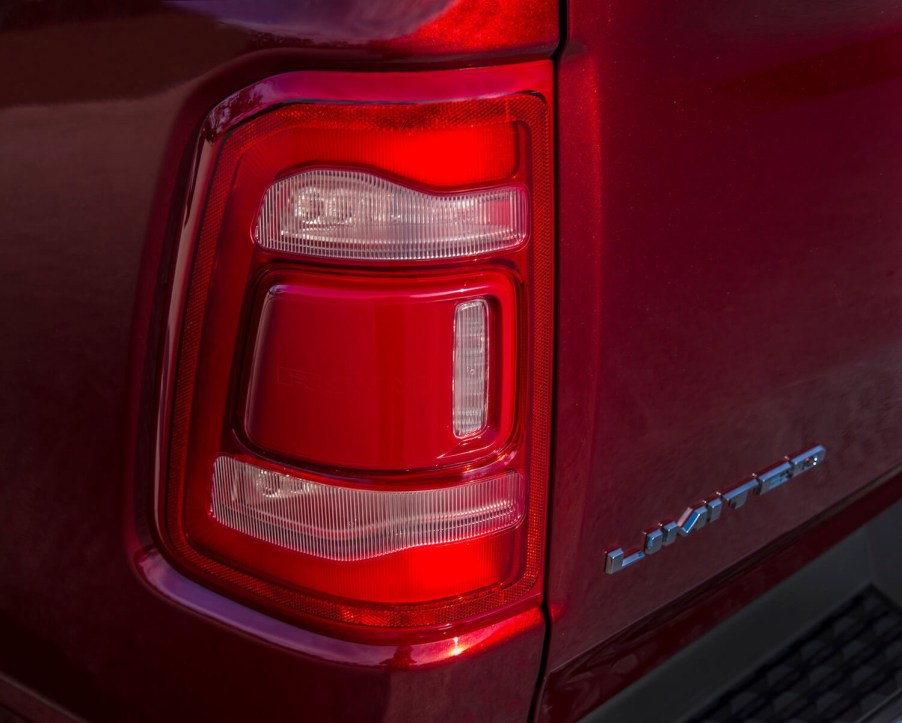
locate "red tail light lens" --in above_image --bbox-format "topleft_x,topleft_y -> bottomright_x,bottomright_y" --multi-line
241,269 -> 518,470
157,65 -> 553,635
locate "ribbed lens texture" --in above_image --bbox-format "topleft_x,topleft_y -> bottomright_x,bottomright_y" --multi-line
255,169 -> 528,260
211,457 -> 524,561
453,299 -> 489,436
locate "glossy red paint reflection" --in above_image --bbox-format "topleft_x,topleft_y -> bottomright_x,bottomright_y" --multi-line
541,0 -> 902,719
174,0 -> 559,62
1,0 -> 558,109
5,0 -> 902,720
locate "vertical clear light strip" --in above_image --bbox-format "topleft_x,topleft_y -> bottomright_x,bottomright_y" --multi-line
453,299 -> 489,437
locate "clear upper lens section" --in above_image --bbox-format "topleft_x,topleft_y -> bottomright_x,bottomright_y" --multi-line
254,169 -> 529,260
211,457 -> 524,561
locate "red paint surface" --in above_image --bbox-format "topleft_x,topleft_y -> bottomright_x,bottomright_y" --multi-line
539,469 -> 902,722
541,0 -> 902,719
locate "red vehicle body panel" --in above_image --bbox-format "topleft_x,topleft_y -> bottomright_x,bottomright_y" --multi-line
1,1 -> 901,722
542,0 -> 902,718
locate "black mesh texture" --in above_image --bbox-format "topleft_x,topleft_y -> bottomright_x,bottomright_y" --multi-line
689,587 -> 902,723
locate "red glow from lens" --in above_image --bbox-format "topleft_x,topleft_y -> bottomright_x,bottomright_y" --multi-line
242,270 -> 518,471
157,69 -> 554,636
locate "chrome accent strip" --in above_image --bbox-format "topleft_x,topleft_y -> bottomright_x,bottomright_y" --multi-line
604,445 -> 828,575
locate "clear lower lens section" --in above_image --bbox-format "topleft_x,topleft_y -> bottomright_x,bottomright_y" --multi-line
211,457 -> 524,561
254,169 -> 528,260
453,299 -> 489,436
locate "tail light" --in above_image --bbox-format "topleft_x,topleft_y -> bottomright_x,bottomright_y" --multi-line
156,65 -> 553,635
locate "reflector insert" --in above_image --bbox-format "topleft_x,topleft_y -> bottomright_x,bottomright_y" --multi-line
211,457 -> 524,562
254,169 -> 529,260
453,299 -> 489,436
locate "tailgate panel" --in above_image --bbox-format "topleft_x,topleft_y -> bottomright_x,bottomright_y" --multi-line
548,0 -> 902,694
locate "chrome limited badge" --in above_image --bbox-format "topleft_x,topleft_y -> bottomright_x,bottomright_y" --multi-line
604,445 -> 826,574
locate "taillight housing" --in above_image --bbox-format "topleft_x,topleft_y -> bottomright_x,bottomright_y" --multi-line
156,65 -> 553,637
